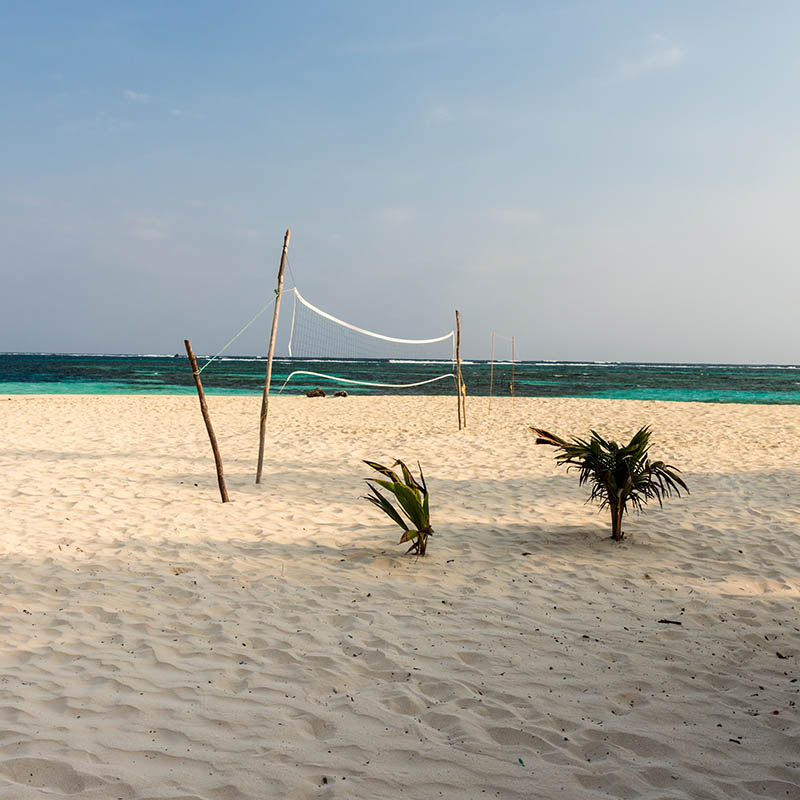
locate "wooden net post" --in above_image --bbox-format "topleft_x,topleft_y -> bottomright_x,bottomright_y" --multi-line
456,310 -> 463,430
256,228 -> 290,484
184,339 -> 229,503
511,335 -> 516,401
488,330 -> 495,416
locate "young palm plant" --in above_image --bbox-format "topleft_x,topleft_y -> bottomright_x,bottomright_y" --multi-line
530,426 -> 688,541
363,459 -> 432,555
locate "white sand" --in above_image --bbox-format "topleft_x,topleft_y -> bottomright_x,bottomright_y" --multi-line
1,394 -> 798,799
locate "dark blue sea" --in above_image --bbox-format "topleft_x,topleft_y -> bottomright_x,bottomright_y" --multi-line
1,353 -> 800,404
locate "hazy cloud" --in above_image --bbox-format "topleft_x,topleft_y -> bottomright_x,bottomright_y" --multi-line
426,104 -> 454,124
124,89 -> 151,103
6,194 -> 43,210
343,33 -> 454,56
620,34 -> 685,78
128,213 -> 168,241
376,207 -> 416,226
489,207 -> 540,226
170,108 -> 203,119
236,227 -> 263,240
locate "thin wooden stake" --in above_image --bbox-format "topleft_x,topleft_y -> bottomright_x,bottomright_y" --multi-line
511,335 -> 516,400
455,310 -> 463,430
462,353 -> 467,429
256,228 -> 290,484
461,321 -> 467,429
184,339 -> 229,503
488,330 -> 495,415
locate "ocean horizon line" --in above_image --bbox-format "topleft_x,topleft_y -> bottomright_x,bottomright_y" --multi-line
2,351 -> 798,369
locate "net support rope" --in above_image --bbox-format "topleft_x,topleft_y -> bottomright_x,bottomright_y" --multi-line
278,370 -> 457,393
196,294 -> 278,374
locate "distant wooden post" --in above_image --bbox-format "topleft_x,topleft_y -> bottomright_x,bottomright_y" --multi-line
511,335 -> 516,400
462,339 -> 467,429
184,339 -> 229,503
455,311 -> 462,430
256,228 -> 290,484
456,310 -> 464,430
488,331 -> 495,415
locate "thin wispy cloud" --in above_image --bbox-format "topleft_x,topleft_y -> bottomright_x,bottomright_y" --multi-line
426,104 -> 454,125
124,89 -> 151,103
620,34 -> 685,78
170,108 -> 202,119
128,213 -> 168,241
6,194 -> 43,210
58,111 -> 132,135
376,207 -> 416,226
342,33 -> 455,56
235,227 -> 263,240
489,207 -> 540,227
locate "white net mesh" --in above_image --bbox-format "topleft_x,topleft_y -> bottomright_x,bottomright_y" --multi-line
281,288 -> 456,390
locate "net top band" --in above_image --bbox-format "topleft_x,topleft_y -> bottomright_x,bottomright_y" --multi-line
291,288 -> 455,345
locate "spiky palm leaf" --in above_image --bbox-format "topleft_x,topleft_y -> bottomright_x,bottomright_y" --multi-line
530,426 -> 688,541
363,459 -> 433,555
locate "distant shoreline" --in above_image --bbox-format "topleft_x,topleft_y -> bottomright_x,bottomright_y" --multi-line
2,351 -> 799,368
1,353 -> 799,403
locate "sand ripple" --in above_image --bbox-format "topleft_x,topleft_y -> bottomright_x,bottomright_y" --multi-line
0,395 -> 798,798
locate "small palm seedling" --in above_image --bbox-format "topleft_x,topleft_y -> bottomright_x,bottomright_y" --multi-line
363,459 -> 432,555
530,426 -> 688,542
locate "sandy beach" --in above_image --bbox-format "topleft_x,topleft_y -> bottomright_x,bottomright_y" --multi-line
0,393 -> 798,799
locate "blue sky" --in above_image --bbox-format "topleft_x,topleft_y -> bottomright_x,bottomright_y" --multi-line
2,1 -> 799,361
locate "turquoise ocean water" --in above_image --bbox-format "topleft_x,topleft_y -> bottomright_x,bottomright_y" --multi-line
1,354 -> 799,404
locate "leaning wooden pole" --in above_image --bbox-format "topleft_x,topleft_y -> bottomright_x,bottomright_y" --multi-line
456,310 -> 464,430
184,339 -> 229,503
488,330 -> 495,415
256,228 -> 290,484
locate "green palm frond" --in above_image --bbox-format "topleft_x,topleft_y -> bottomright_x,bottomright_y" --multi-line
531,425 -> 688,541
364,483 -> 408,531
363,459 -> 433,556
